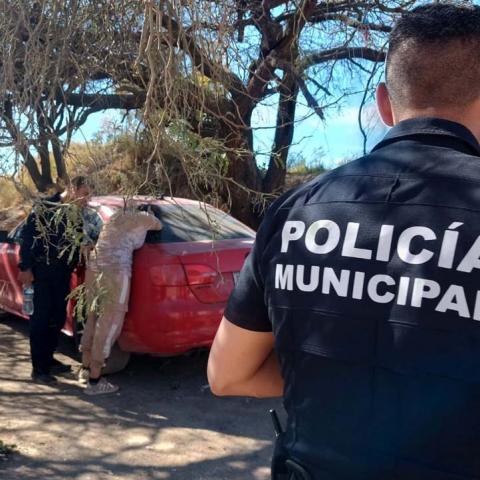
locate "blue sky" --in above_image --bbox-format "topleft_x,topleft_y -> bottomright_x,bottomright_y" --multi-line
0,95 -> 387,176
73,95 -> 389,171
252,97 -> 388,170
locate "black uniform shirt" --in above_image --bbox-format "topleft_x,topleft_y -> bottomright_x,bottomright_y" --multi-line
225,117 -> 480,479
19,193 -> 83,272
226,117 -> 480,332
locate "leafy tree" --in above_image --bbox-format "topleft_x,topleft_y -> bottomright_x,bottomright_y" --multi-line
132,0 -> 415,225
0,0 -> 424,226
0,1 -> 144,191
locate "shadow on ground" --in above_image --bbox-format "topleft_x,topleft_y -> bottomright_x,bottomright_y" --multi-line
0,314 -> 283,480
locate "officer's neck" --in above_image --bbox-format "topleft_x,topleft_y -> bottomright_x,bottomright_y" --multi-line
394,102 -> 480,143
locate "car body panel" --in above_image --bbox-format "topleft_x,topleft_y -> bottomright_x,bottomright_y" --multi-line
0,196 -> 254,355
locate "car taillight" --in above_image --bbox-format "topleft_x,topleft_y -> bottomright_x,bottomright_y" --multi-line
184,264 -> 218,285
150,264 -> 188,286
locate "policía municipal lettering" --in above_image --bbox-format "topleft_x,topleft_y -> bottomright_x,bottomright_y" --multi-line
275,220 -> 480,320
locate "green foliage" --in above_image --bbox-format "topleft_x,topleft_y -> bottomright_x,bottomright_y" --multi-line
67,283 -> 88,325
288,161 -> 327,176
68,271 -> 109,325
31,202 -> 85,265
287,151 -> 327,176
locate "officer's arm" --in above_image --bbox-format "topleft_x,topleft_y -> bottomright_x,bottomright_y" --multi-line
207,316 -> 284,398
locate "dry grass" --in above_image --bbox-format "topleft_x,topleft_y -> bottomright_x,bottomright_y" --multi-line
0,133 -> 325,233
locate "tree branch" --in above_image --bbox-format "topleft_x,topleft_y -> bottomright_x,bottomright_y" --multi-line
62,92 -> 146,110
296,76 -> 325,120
263,74 -> 298,193
36,105 -> 53,185
300,46 -> 386,71
158,5 -> 245,95
305,76 -> 332,96
240,0 -> 316,116
1,100 -> 45,191
308,14 -> 392,32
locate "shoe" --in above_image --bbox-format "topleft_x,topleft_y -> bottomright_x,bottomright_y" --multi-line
84,377 -> 119,396
31,371 -> 57,384
50,358 -> 72,375
78,367 -> 90,384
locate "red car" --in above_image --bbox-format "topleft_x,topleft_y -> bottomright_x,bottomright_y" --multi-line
0,196 -> 254,367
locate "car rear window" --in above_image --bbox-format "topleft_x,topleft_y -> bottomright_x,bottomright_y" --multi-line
146,204 -> 255,243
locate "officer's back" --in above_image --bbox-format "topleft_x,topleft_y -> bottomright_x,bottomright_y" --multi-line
262,119 -> 480,479
208,4 -> 480,480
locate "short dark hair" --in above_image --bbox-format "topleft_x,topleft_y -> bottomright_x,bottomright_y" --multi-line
386,4 -> 480,109
70,175 -> 89,190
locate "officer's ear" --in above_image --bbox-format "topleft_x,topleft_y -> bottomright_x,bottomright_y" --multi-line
376,83 -> 394,127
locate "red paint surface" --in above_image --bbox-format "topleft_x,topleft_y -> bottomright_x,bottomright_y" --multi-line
0,196 -> 254,355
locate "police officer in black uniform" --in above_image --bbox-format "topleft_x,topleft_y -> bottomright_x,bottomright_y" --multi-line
18,177 -> 91,384
208,4 -> 480,480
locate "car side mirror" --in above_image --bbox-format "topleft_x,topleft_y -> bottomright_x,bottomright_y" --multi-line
0,230 -> 13,244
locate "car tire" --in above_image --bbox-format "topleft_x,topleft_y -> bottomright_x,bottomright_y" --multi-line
102,343 -> 131,375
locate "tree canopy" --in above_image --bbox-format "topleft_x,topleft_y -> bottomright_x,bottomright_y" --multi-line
0,0 -> 424,226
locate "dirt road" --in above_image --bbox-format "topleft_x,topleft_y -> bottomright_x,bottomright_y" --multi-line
0,314 -> 283,480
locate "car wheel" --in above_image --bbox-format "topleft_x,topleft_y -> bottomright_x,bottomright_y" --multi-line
102,343 -> 131,375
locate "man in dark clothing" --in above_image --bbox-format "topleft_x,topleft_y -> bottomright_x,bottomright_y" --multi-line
208,4 -> 480,480
18,177 -> 91,384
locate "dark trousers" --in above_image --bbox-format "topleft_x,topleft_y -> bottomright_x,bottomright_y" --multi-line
29,264 -> 72,374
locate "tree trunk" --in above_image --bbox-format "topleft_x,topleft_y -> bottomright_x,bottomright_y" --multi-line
23,149 -> 51,192
51,136 -> 67,182
263,75 -> 299,193
226,148 -> 263,229
223,116 -> 263,228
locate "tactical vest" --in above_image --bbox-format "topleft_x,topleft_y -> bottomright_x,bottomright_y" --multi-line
262,120 -> 480,480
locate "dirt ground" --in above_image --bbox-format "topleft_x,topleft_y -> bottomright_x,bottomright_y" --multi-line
0,313 -> 283,480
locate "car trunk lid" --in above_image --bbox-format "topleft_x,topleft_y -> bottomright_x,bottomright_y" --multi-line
164,239 -> 253,303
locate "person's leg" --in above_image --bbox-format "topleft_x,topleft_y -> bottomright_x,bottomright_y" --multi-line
84,271 -> 130,395
84,309 -> 123,394
29,271 -> 55,381
84,272 -> 129,393
48,269 -> 71,369
80,312 -> 97,368
91,270 -> 130,373
80,268 -> 99,370
78,311 -> 98,382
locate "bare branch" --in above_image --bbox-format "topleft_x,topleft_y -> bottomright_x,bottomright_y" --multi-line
157,6 -> 245,95
62,92 -> 146,111
296,76 -> 325,121
309,14 -> 392,32
300,47 -> 386,71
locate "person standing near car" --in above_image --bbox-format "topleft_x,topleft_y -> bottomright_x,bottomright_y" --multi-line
79,204 -> 162,395
18,176 -> 91,384
208,4 -> 480,480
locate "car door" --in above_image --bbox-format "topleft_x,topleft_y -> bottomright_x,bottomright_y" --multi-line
0,233 -> 13,311
0,223 -> 23,314
6,224 -> 24,314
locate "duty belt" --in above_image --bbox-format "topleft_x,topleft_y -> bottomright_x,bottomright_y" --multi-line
270,410 -> 312,480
